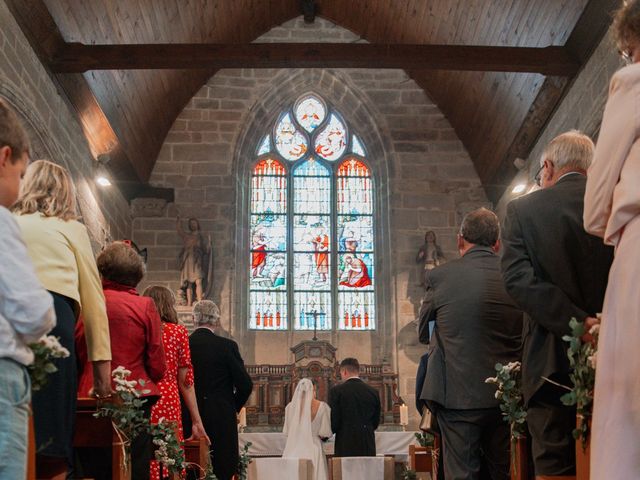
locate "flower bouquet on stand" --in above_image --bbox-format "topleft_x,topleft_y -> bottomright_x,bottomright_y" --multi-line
558,317 -> 598,480
486,362 -> 528,480
27,335 -> 70,478
94,367 -> 151,479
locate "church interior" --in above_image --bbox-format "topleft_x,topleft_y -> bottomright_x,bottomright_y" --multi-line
1,0 -> 635,479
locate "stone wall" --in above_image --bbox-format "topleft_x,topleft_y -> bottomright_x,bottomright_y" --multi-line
0,0 -> 131,246
133,16 -> 489,423
498,28 -> 623,213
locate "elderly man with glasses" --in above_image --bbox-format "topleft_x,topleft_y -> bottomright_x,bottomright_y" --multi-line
501,131 -> 614,477
187,300 -> 253,480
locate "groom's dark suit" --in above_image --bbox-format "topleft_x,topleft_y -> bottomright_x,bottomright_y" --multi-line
329,377 -> 381,457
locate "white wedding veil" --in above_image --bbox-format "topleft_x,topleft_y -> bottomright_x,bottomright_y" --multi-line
282,378 -> 314,460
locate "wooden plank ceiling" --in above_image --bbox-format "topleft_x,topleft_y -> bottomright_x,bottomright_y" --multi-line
33,0 -> 609,200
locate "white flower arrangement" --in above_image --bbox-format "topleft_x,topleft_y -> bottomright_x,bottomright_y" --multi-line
28,335 -> 70,391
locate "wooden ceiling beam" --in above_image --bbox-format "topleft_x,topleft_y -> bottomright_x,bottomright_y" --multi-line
49,43 -> 580,76
485,0 -> 619,204
3,0 -> 169,200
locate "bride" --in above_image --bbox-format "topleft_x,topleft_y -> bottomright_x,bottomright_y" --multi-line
282,378 -> 332,480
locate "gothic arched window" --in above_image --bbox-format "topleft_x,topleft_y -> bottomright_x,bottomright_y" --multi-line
249,94 -> 375,331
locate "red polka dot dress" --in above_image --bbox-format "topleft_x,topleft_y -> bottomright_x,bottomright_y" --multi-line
150,322 -> 194,480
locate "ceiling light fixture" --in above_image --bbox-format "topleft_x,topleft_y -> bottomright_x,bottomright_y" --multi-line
511,183 -> 526,194
95,153 -> 112,187
96,176 -> 112,187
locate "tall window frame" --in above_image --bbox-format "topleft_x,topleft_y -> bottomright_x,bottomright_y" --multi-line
249,93 -> 375,332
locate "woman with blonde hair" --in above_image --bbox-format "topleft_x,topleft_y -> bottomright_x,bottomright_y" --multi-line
142,285 -> 209,480
12,159 -> 112,476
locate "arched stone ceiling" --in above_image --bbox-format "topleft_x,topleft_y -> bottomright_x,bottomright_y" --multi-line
32,0 -> 607,200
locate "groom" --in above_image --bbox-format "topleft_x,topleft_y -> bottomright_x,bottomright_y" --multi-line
329,358 -> 381,456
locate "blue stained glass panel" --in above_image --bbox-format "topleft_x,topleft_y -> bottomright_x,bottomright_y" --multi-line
257,135 -> 271,155
294,158 -> 331,177
293,291 -> 332,330
351,135 -> 365,156
250,214 -> 286,251
293,251 -> 331,291
338,291 -> 375,330
337,216 -> 374,252
295,96 -> 326,133
249,290 -> 287,330
315,114 -> 347,161
293,162 -> 331,215
275,113 -> 308,161
293,214 -> 331,290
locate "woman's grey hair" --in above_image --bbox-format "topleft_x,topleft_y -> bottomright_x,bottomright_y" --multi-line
540,130 -> 594,172
193,300 -> 221,326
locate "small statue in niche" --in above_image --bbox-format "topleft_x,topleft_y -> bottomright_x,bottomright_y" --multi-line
415,230 -> 445,286
176,216 -> 213,306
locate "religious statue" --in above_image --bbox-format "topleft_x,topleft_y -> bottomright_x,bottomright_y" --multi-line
415,230 -> 445,286
176,216 -> 213,306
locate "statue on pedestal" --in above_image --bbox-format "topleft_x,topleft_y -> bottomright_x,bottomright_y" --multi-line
415,230 -> 445,286
176,216 -> 213,306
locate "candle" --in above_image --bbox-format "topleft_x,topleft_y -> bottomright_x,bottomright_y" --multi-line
399,404 -> 409,426
238,407 -> 247,429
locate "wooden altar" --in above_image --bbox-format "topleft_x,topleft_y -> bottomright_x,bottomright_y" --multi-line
245,340 -> 401,427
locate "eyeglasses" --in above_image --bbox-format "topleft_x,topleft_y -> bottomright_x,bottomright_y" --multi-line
621,49 -> 633,66
534,164 -> 544,187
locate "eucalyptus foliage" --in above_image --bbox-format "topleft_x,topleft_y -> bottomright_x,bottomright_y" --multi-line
560,317 -> 598,451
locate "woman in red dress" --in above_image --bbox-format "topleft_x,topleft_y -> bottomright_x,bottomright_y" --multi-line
143,286 -> 209,480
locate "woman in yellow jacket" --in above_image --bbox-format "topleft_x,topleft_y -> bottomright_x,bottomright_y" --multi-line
12,159 -> 112,477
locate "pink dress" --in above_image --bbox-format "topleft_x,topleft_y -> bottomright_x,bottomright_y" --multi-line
150,323 -> 194,480
584,63 -> 640,479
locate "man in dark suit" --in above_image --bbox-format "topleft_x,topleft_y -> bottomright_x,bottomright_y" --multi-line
501,130 -> 613,476
328,357 -> 381,457
419,208 -> 522,480
188,300 -> 253,480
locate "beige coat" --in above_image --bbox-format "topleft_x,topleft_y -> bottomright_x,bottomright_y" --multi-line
584,63 -> 640,479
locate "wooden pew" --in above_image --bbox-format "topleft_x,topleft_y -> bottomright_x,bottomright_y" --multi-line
73,397 -> 128,480
182,437 -> 210,479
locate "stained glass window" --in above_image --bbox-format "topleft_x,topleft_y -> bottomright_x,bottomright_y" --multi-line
257,135 -> 271,155
351,134 -> 365,157
274,113 -> 307,161
250,158 -> 288,330
295,96 -> 326,133
249,94 -> 375,331
315,114 -> 347,161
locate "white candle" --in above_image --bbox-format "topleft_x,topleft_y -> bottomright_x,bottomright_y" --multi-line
239,407 -> 247,428
399,404 -> 409,426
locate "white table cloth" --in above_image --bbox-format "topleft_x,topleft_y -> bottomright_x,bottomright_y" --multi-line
340,456 -> 385,480
248,457 -> 312,480
239,431 -> 418,462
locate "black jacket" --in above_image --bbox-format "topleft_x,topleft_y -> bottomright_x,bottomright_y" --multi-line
188,328 -> 253,480
419,246 -> 522,409
328,378 -> 381,457
501,173 -> 613,402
